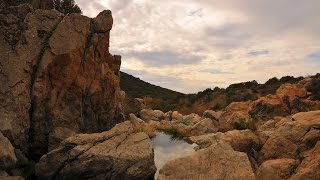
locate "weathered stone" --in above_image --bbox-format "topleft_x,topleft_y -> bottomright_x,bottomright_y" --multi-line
158,141 -> 255,180
133,98 -> 146,111
302,127 -> 320,150
171,111 -> 183,121
219,111 -> 248,132
35,121 -> 156,180
191,118 -> 218,134
28,10 -> 124,160
0,4 -> 62,152
290,142 -> 320,180
138,109 -> 164,122
164,111 -> 172,121
249,85 -> 319,120
225,101 -> 252,113
202,110 -> 222,121
189,129 -> 260,152
1,4 -> 124,162
276,83 -> 307,99
258,121 -> 309,163
129,113 -> 144,126
0,132 -> 17,170
181,113 -> 201,126
256,158 -> 299,180
93,10 -> 113,33
292,110 -> 320,127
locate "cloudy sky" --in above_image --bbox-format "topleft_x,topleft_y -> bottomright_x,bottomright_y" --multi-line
75,0 -> 320,93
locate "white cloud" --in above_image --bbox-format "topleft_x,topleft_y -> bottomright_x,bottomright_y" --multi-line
75,0 -> 320,93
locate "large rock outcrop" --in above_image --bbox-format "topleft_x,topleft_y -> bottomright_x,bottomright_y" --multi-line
249,83 -> 320,120
0,3 -> 124,163
35,121 -> 156,180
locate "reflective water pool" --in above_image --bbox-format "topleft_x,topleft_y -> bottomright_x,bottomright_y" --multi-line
152,132 -> 196,179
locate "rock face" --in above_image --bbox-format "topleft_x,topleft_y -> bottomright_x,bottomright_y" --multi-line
249,83 -> 319,120
256,158 -> 299,180
35,121 -> 156,180
0,133 -> 17,170
290,142 -> 320,180
0,3 -> 124,161
202,110 -> 221,121
258,121 -> 309,162
292,110 -> 320,127
158,141 -> 255,180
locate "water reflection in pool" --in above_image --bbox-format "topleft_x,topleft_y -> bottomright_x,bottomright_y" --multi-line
152,132 -> 196,179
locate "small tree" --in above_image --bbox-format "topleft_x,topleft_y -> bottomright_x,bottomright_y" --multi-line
53,0 -> 81,14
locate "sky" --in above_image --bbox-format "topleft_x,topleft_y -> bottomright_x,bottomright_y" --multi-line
75,0 -> 320,93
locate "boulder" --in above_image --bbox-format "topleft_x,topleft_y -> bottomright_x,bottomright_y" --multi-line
35,121 -> 156,180
191,118 -> 218,134
0,132 -> 17,170
225,101 -> 252,113
249,84 -> 318,120
256,158 -> 299,180
158,141 -> 255,180
133,98 -> 146,111
302,127 -> 320,150
181,113 -> 201,126
138,109 -> 164,122
292,110 -> 320,127
92,10 -> 113,32
164,111 -> 172,121
258,121 -> 309,163
202,110 -> 222,121
290,142 -> 320,180
218,111 -> 249,132
129,113 -> 144,126
249,96 -> 289,120
171,111 -> 183,121
276,83 -> 307,99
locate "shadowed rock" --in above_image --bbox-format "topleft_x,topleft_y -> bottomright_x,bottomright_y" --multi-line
35,121 -> 156,180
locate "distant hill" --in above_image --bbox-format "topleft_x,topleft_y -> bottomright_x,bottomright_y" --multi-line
120,71 -> 184,113
120,71 -> 320,115
120,71 -> 183,100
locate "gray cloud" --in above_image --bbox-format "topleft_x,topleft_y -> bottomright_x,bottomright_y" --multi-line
122,50 -> 203,67
200,69 -> 233,74
306,52 -> 320,61
248,50 -> 269,56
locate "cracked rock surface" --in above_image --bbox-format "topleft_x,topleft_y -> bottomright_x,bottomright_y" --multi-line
35,121 -> 156,180
0,3 -> 124,162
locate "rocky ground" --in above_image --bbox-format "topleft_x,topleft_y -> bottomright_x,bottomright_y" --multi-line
1,1 -> 320,180
128,80 -> 320,180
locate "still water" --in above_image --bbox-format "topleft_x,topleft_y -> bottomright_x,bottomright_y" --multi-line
152,132 -> 196,179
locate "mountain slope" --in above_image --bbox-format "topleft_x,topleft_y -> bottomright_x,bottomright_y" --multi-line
120,71 -> 183,100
